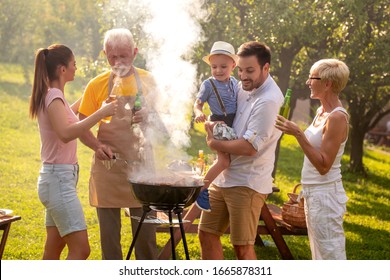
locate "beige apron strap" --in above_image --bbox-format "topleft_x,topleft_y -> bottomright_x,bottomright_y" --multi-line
133,66 -> 143,94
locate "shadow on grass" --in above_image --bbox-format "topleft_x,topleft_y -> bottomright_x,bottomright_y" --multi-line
344,221 -> 390,260
363,148 -> 390,163
347,200 -> 390,222
342,166 -> 390,189
343,183 -> 390,222
364,170 -> 390,190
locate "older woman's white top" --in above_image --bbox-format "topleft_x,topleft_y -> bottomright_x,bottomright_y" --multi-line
301,107 -> 349,184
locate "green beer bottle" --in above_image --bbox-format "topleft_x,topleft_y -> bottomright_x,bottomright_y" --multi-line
279,88 -> 292,119
132,92 -> 142,113
132,92 -> 142,130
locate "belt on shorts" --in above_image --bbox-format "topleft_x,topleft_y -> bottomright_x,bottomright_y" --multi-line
42,163 -> 79,172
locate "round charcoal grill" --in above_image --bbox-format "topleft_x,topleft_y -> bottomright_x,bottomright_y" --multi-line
131,181 -> 201,210
126,180 -> 202,260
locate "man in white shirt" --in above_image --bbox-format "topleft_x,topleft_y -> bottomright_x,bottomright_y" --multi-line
198,41 -> 284,260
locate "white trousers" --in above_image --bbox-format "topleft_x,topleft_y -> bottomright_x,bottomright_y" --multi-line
302,180 -> 348,260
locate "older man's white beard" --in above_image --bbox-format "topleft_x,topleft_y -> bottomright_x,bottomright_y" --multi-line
112,64 -> 132,77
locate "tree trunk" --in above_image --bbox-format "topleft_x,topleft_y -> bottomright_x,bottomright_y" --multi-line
23,65 -> 31,89
349,127 -> 366,175
272,46 -> 301,180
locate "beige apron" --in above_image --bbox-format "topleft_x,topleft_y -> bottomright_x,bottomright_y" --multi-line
89,68 -> 146,208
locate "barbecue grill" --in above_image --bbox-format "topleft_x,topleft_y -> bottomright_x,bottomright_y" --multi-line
126,179 -> 202,260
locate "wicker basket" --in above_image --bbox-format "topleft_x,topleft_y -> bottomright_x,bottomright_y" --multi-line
281,184 -> 306,228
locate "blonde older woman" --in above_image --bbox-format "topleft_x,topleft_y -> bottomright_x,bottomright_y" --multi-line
275,59 -> 350,260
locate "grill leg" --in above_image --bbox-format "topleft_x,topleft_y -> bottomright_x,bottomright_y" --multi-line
176,210 -> 190,260
168,210 -> 176,260
126,207 -> 149,260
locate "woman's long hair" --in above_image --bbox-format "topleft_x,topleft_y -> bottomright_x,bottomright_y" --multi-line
29,44 -> 73,119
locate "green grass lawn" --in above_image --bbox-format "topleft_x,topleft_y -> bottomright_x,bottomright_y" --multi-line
1,64 -> 389,260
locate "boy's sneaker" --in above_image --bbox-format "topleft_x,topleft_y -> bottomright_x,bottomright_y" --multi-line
195,189 -> 211,212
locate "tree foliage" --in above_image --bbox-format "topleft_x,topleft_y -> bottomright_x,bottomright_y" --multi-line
0,0 -> 102,65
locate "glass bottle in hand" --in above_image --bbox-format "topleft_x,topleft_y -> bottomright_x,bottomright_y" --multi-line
102,79 -> 121,123
132,92 -> 142,129
279,88 -> 292,119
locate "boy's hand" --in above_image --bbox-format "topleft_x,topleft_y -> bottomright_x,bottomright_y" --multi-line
194,113 -> 207,123
205,122 -> 215,145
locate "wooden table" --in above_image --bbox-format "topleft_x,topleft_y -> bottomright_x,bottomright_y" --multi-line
0,215 -> 21,259
367,131 -> 390,146
156,202 -> 307,260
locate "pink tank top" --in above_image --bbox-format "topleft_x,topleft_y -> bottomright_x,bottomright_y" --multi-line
37,88 -> 78,164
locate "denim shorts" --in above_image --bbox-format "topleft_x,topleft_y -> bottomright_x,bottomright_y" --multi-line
37,164 -> 87,237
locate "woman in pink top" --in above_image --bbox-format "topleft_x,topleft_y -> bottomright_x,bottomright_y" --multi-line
29,44 -> 117,260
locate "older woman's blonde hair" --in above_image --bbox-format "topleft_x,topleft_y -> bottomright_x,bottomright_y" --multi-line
311,59 -> 350,94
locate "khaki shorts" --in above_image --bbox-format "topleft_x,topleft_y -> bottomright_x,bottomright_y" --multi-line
198,184 -> 267,246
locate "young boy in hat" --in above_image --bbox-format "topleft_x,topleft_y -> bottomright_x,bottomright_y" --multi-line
193,41 -> 239,212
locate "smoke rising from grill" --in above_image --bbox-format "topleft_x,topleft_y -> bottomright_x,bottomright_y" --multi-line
103,0 -> 208,179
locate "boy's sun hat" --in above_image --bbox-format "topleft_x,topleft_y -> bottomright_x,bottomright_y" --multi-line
202,41 -> 238,65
